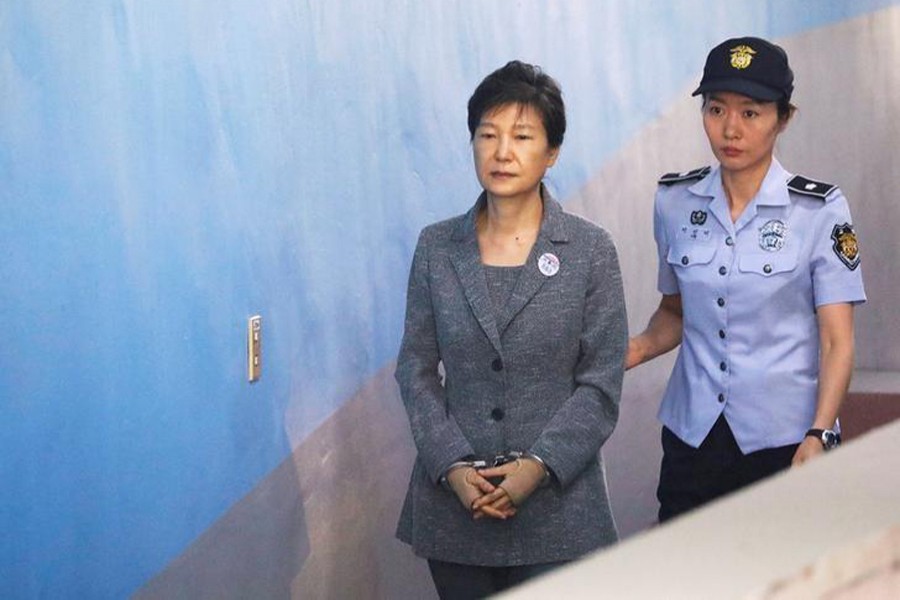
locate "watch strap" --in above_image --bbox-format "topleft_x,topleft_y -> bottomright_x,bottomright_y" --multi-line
805,428 -> 841,449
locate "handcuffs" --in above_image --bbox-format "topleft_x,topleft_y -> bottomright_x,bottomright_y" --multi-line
440,451 -> 550,489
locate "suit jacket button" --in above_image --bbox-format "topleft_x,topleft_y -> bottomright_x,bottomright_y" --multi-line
491,358 -> 503,372
491,408 -> 505,421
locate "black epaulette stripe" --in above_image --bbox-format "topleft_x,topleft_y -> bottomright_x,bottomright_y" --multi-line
787,175 -> 837,199
658,166 -> 711,186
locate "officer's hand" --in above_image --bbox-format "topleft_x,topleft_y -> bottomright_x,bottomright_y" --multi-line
791,437 -> 825,466
471,458 -> 546,514
625,337 -> 645,370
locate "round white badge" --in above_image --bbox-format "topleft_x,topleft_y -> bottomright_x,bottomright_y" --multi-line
537,252 -> 560,277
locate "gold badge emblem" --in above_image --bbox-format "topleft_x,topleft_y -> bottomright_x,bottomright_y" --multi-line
831,223 -> 860,270
730,45 -> 757,69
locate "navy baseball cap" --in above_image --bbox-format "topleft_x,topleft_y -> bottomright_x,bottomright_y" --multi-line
692,37 -> 794,102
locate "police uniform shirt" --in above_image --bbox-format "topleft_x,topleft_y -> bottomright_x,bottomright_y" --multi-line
654,158 -> 866,453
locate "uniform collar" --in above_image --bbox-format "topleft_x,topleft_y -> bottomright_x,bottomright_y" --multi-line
755,158 -> 791,207
689,157 -> 791,207
688,158 -> 791,232
451,185 -> 569,243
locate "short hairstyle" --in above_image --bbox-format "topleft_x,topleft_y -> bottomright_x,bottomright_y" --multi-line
467,60 -> 566,149
775,97 -> 798,122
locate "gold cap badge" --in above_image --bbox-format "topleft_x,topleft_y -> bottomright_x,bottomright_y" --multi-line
729,45 -> 757,69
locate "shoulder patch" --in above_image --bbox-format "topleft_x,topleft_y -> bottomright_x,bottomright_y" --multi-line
787,175 -> 837,199
831,223 -> 861,270
658,166 -> 711,186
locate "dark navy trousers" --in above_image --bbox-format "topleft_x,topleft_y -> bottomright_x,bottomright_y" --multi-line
657,414 -> 799,523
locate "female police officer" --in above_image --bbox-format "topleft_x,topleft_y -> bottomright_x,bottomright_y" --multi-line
626,37 -> 866,522
395,61 -> 626,597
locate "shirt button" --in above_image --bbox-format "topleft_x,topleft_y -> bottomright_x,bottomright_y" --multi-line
718,266 -> 727,275
490,408 -> 505,421
717,297 -> 725,307
681,256 -> 689,265
718,393 -> 725,403
763,264 -> 773,274
718,329 -> 726,339
719,361 -> 727,372
725,236 -> 734,246
491,358 -> 503,372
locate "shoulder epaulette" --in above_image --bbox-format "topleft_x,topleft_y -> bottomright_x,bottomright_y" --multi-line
787,175 -> 837,199
658,166 -> 711,186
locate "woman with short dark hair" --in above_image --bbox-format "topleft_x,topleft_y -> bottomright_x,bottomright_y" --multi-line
395,60 -> 627,598
627,37 -> 866,522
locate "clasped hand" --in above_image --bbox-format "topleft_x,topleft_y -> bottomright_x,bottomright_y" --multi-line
445,458 -> 546,520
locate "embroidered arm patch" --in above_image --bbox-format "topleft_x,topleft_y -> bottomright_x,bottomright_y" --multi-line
831,223 -> 860,270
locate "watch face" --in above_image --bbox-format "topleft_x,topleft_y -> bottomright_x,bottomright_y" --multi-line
822,431 -> 840,449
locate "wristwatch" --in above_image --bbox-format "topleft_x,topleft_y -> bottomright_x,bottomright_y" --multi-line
805,428 -> 841,450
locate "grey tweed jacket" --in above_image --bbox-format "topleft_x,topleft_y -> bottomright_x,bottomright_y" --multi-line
395,190 -> 627,566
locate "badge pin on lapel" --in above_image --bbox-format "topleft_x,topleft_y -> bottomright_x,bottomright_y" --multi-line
538,253 -> 560,277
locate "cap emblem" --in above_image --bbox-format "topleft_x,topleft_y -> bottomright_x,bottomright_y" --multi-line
729,45 -> 756,69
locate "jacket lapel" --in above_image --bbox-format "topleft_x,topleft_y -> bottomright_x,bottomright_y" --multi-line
449,194 -> 503,355
496,192 -> 569,336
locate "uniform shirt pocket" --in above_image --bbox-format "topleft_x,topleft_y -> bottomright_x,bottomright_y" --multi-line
738,249 -> 799,276
666,242 -> 717,268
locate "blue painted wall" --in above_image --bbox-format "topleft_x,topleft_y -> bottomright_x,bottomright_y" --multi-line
1,1 -> 896,597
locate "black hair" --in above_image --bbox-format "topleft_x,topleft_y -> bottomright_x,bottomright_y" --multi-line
467,60 -> 566,149
776,98 -> 797,122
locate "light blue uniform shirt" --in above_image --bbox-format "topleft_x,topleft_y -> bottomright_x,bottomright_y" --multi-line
654,158 -> 866,453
